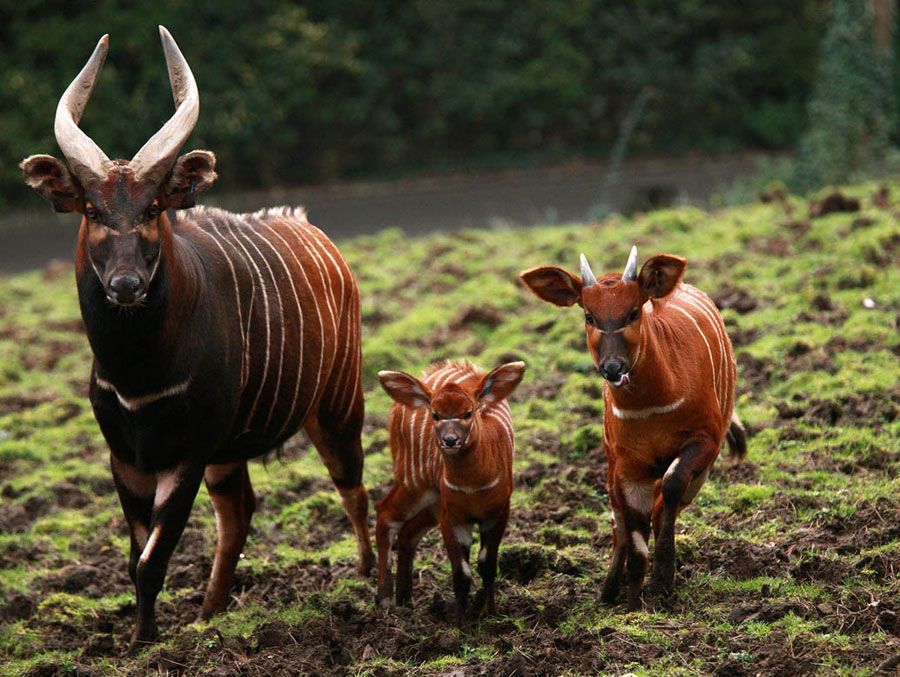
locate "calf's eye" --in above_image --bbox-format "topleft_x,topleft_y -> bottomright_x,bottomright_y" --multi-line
462,411 -> 472,420
585,313 -> 595,326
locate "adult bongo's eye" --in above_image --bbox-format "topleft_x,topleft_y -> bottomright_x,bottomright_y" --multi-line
85,206 -> 99,221
432,412 -> 441,421
629,309 -> 639,322
585,313 -> 595,326
147,204 -> 160,219
462,411 -> 472,420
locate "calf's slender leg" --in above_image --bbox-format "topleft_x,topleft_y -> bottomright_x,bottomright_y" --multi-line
475,504 -> 509,617
374,485 -> 404,606
441,516 -> 473,626
618,477 -> 654,611
601,446 -> 627,605
650,438 -> 716,593
395,507 -> 438,607
601,505 -> 627,604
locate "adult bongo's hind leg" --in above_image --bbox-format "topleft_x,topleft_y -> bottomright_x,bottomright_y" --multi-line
305,388 -> 374,576
200,462 -> 256,620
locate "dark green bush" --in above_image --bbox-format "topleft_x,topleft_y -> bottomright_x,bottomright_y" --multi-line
792,0 -> 897,192
0,1 -> 846,207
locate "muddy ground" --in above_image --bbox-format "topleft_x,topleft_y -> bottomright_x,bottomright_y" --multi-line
0,182 -> 898,675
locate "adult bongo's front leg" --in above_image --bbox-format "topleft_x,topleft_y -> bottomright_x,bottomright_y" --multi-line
111,454 -> 155,589
130,462 -> 204,652
200,462 -> 256,620
441,516 -> 473,626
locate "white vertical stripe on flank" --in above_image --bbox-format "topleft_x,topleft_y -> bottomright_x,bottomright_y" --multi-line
228,222 -> 277,428
668,303 -> 721,411
336,290 -> 361,424
329,286 -> 355,415
406,407 -> 418,490
290,226 -> 340,416
279,223 -> 329,429
394,413 -> 405,486
681,286 -> 730,416
305,232 -> 353,413
298,226 -> 340,340
681,288 -> 726,397
196,227 -> 247,391
218,222 -> 271,430
210,223 -> 255,390
243,219 -> 289,429
416,406 -> 428,487
674,290 -> 723,407
675,296 -> 722,409
259,221 -> 308,437
306,225 -> 347,318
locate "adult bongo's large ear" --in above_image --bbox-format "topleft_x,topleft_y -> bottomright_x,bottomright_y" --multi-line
20,155 -> 83,213
162,150 -> 217,209
637,254 -> 686,299
519,267 -> 583,307
378,370 -> 432,408
476,361 -> 526,407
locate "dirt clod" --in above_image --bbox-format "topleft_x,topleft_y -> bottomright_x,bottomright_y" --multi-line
809,191 -> 860,217
713,286 -> 758,314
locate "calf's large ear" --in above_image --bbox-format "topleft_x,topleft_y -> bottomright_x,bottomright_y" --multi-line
20,155 -> 83,213
379,370 -> 432,409
163,150 -> 217,209
637,254 -> 687,298
519,267 -> 583,307
477,361 -> 526,407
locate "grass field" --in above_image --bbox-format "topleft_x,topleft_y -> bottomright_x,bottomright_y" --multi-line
0,182 -> 897,675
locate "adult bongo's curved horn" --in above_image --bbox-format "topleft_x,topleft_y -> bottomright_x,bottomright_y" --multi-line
54,35 -> 113,182
130,26 -> 199,185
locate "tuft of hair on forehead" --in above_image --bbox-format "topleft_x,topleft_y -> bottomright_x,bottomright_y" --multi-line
430,382 -> 474,415
599,273 -> 625,287
423,359 -> 479,378
433,381 -> 470,398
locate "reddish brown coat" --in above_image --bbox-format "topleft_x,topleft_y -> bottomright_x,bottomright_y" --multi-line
376,360 -> 525,623
520,250 -> 745,610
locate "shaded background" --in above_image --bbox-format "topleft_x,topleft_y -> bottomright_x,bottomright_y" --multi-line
0,0 -> 897,261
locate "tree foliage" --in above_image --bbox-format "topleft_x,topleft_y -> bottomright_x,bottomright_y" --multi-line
793,0 -> 897,191
0,1 -> 849,205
